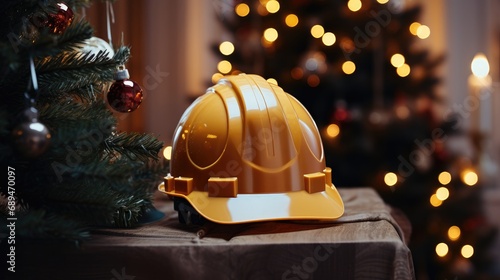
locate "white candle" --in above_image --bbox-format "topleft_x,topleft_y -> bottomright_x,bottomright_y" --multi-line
468,53 -> 492,133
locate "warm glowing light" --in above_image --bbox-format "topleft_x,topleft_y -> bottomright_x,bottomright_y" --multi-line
397,63 -> 411,77
235,3 -> 250,17
438,171 -> 452,185
326,124 -> 340,138
384,172 -> 398,187
217,60 -> 232,74
267,78 -> 278,85
311,25 -> 325,38
211,73 -> 224,83
409,22 -> 421,35
219,41 -> 234,56
395,105 -> 410,119
342,61 -> 356,75
285,14 -> 299,27
462,170 -> 478,186
448,226 -> 461,241
390,53 -> 405,68
430,194 -> 442,207
436,243 -> 449,257
416,25 -> 431,39
291,67 -> 303,79
266,0 -> 280,13
471,53 -> 490,78
377,0 -> 389,4
263,28 -> 278,42
163,146 -> 172,160
347,0 -> 362,12
322,32 -> 336,46
307,75 -> 320,87
461,245 -> 474,258
436,187 -> 450,201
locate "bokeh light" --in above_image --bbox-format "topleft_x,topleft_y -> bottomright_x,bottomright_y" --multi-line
163,146 -> 172,160
266,0 -> 280,13
285,14 -> 299,27
235,3 -> 250,17
416,25 -> 431,39
342,61 -> 356,74
219,41 -> 234,56
436,243 -> 449,257
263,28 -> 279,42
390,53 -> 405,68
436,187 -> 450,201
384,172 -> 398,187
461,245 -> 474,258
409,22 -> 421,35
326,124 -> 340,138
461,170 -> 478,186
438,171 -> 452,185
347,0 -> 362,12
397,63 -> 411,77
430,194 -> 442,207
322,32 -> 336,46
217,60 -> 232,74
311,25 -> 325,38
448,226 -> 461,241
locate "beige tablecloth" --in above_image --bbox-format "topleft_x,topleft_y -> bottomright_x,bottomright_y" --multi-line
8,187 -> 415,280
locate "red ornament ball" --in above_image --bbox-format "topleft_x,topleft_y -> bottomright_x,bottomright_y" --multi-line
46,2 -> 74,34
107,79 -> 144,113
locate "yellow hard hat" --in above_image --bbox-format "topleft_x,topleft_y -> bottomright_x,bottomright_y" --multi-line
159,74 -> 344,224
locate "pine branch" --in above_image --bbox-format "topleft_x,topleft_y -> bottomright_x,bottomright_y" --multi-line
36,52 -> 117,96
39,100 -> 116,148
103,132 -> 164,162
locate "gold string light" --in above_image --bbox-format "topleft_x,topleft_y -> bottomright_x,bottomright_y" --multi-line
285,14 -> 299,27
438,171 -> 452,185
219,41 -> 235,56
384,172 -> 398,187
235,3 -> 250,17
342,61 -> 356,75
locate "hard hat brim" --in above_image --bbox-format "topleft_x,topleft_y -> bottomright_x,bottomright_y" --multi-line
159,183 -> 344,224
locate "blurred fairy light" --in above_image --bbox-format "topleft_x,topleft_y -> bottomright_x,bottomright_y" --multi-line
266,0 -> 280,13
384,172 -> 398,187
436,243 -> 449,257
461,245 -> 474,258
163,146 -> 172,160
311,25 -> 325,38
347,0 -> 362,12
448,226 -> 461,241
263,28 -> 278,42
436,187 -> 450,201
217,60 -> 232,74
471,53 -> 490,78
430,194 -> 442,207
267,78 -> 278,85
322,32 -> 336,46
326,124 -> 340,138
307,75 -> 320,87
438,171 -> 452,185
235,3 -> 250,17
285,14 -> 299,27
416,24 -> 431,39
390,53 -> 405,68
291,67 -> 303,79
377,0 -> 389,4
342,61 -> 356,74
211,73 -> 224,83
461,170 -> 478,186
409,22 -> 421,35
397,63 -> 411,77
219,41 -> 234,56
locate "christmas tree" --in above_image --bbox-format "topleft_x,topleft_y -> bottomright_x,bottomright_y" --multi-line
212,0 -> 497,278
0,0 -> 164,241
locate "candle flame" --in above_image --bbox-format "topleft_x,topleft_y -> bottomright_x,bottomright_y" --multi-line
471,53 -> 490,78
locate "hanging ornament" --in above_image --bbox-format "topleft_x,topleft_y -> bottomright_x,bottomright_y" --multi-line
46,2 -> 74,34
12,107 -> 51,158
73,37 -> 115,60
107,66 -> 143,113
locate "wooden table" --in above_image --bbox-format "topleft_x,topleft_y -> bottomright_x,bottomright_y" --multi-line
6,188 -> 414,280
